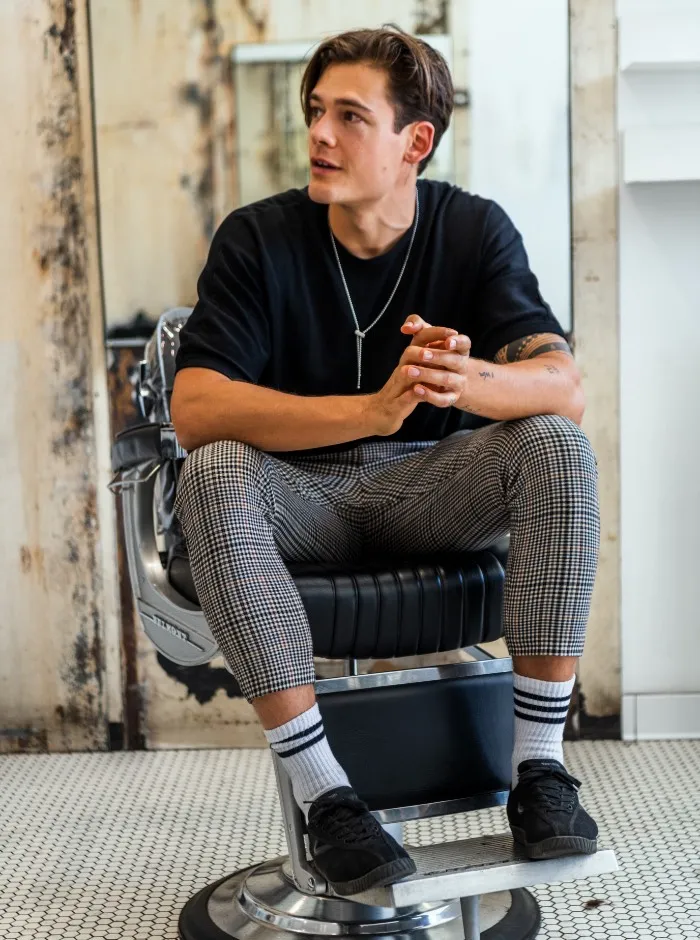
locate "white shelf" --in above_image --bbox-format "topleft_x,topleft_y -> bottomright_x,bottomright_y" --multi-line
623,124 -> 700,183
619,12 -> 700,72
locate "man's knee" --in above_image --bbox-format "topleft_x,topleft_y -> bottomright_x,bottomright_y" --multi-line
175,439 -> 266,515
505,414 -> 596,470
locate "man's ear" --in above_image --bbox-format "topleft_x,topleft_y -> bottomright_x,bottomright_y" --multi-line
404,121 -> 435,167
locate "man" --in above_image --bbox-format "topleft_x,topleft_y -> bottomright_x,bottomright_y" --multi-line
172,26 -> 599,896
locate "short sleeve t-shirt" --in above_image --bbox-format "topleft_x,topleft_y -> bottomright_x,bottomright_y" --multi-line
176,180 -> 566,454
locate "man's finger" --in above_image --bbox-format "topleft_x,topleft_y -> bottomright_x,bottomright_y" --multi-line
444,334 -> 471,354
400,315 -> 431,333
408,326 -> 459,348
413,385 -> 459,408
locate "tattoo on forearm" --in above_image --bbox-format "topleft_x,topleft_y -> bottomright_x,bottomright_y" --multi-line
494,333 -> 572,364
478,370 -> 494,380
545,364 -> 559,375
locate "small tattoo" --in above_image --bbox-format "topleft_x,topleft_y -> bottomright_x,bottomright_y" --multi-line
478,370 -> 494,380
495,333 -> 572,364
545,365 -> 560,374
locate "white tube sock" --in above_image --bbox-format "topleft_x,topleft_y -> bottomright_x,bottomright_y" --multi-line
265,703 -> 350,817
511,673 -> 575,788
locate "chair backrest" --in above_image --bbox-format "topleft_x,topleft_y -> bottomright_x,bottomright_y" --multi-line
138,307 -> 193,424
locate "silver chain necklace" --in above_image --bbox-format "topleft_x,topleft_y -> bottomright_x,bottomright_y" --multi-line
329,188 -> 420,390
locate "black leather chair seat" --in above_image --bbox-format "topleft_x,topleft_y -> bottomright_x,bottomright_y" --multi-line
169,549 -> 505,660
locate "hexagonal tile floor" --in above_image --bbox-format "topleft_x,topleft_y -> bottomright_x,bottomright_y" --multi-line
0,740 -> 698,939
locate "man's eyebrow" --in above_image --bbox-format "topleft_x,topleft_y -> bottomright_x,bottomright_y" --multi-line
309,92 -> 374,113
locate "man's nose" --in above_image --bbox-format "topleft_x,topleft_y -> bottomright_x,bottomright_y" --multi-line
310,112 -> 336,148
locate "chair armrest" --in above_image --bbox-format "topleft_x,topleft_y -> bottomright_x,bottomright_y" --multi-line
111,423 -> 187,473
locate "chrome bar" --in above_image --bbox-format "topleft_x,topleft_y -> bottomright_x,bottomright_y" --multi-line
316,658 -> 512,695
460,895 -> 480,940
272,753 -> 327,896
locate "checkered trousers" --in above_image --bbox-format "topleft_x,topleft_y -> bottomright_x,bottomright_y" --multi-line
173,414 -> 599,701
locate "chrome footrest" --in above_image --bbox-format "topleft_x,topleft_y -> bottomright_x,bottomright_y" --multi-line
348,833 -> 618,907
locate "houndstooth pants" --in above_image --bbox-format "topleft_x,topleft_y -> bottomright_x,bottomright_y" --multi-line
174,415 -> 599,702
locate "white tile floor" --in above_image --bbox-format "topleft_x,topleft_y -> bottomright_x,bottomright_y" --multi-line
0,740 -> 698,939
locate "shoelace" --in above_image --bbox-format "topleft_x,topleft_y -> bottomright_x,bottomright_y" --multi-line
310,795 -> 382,844
519,766 -> 581,813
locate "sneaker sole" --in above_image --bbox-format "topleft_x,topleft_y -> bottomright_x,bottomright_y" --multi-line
328,855 -> 417,896
511,827 -> 598,861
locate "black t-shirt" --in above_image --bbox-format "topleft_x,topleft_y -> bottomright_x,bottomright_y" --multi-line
176,180 -> 565,453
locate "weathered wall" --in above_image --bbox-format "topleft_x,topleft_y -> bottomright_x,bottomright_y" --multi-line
0,0 -> 118,752
570,0 -> 620,719
0,0 -> 620,751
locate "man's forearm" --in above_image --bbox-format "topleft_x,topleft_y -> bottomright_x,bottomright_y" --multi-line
172,372 -> 377,452
458,353 -> 585,425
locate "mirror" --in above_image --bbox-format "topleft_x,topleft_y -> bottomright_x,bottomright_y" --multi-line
93,1 -> 570,340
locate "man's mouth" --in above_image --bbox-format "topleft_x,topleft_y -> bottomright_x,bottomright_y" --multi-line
311,157 -> 341,172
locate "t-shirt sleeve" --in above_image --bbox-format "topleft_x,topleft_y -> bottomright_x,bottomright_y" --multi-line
175,219 -> 271,383
468,201 -> 566,362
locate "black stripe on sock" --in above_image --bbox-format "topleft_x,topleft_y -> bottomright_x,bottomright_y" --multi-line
514,695 -> 570,714
514,687 -> 572,703
514,708 -> 567,726
276,719 -> 323,745
275,728 -> 326,758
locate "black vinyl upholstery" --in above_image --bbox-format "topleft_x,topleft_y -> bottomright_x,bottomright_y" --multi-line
113,422 -> 508,659
169,549 -> 505,658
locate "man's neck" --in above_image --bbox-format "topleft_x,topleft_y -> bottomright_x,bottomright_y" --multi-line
328,182 -> 417,260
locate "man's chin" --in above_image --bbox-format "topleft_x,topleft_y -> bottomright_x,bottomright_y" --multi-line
307,178 -> 338,204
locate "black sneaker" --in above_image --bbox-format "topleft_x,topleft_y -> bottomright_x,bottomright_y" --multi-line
508,759 -> 598,860
306,786 -> 416,895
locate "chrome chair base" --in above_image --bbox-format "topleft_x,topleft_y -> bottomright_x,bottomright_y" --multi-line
178,858 -> 541,940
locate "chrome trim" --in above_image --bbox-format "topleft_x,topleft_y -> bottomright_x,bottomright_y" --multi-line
353,837 -> 619,909
371,792 -> 508,825
238,877 -> 457,935
120,471 -> 219,667
460,896 -> 480,940
463,644 -> 497,661
346,657 -> 359,677
159,424 -> 188,460
107,461 -> 161,493
315,658 -> 512,695
272,753 -> 327,896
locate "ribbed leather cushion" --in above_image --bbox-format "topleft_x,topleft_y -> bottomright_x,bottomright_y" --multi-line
168,550 -> 505,658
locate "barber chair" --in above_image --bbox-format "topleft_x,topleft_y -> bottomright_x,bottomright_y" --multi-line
110,309 -> 617,939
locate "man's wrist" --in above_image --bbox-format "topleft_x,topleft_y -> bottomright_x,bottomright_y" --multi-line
455,357 -> 499,413
353,393 -> 382,436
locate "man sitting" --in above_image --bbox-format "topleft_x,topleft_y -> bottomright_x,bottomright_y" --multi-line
171,25 -> 599,897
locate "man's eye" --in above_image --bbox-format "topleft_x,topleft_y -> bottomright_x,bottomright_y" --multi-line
343,111 -> 361,123
309,106 -> 322,120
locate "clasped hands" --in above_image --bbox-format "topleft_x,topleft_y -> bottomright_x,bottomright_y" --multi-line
399,314 -> 471,408
370,315 -> 474,437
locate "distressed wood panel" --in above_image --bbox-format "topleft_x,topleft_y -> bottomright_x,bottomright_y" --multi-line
0,0 -> 112,751
570,0 -> 621,719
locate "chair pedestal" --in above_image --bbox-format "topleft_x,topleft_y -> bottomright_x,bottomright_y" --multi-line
178,858 -> 542,940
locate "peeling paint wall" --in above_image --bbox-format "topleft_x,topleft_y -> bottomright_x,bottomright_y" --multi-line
0,0 -> 115,751
570,0 -> 620,719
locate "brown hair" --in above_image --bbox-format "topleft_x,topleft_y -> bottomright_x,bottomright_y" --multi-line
300,25 -> 454,175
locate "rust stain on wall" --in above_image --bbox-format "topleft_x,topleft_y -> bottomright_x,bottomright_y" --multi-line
179,0 -> 249,244
414,0 -> 449,34
46,0 -> 78,88
28,0 -> 107,750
